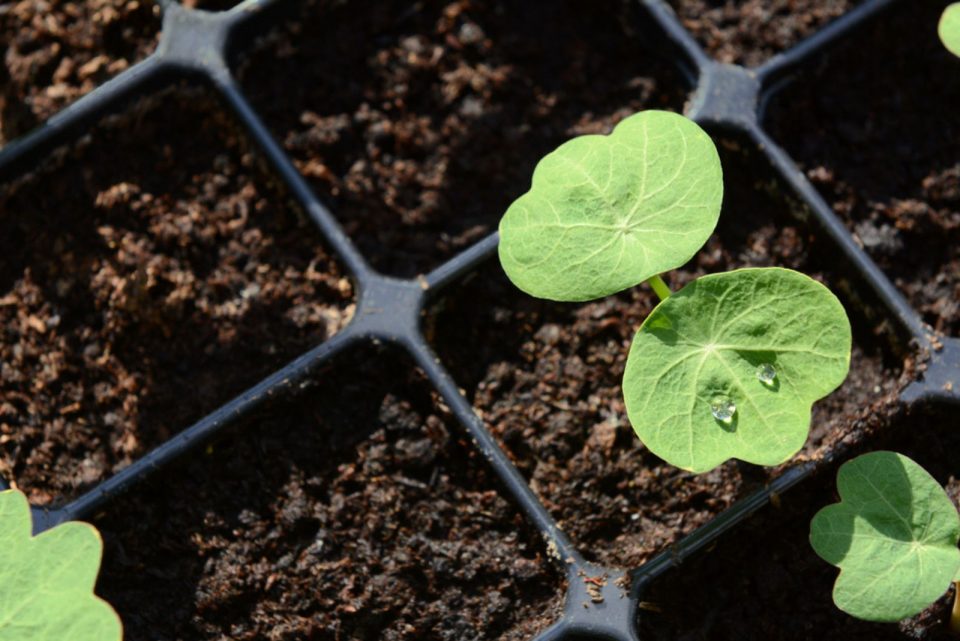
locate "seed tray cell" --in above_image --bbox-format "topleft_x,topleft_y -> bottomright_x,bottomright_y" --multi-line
94,345 -> 565,640
428,141 -> 901,570
0,0 -> 956,639
0,86 -> 352,504
766,0 -> 960,336
640,408 -> 960,640
237,0 -> 686,278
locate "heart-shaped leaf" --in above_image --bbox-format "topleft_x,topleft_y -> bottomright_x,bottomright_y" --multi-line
810,451 -> 960,622
623,268 -> 851,472
941,3 -> 960,58
498,110 -> 722,302
0,489 -> 122,641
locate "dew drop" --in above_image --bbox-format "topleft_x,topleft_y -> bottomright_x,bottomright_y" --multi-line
756,363 -> 777,386
710,396 -> 736,422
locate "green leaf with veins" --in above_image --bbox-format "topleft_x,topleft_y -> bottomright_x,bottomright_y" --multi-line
623,268 -> 850,472
0,489 -> 122,641
497,110 -> 722,302
810,451 -> 960,622
941,3 -> 960,58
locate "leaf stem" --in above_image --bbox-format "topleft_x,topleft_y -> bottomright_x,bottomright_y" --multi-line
951,581 -> 960,635
647,274 -> 672,301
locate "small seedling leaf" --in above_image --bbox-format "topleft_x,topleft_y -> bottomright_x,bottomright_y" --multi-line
498,110 -> 722,301
941,3 -> 960,58
623,268 -> 850,472
810,452 -> 960,622
0,489 -> 122,641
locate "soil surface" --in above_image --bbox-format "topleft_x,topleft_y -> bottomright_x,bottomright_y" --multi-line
0,0 -> 160,146
669,0 -> 858,67
0,0 -> 948,640
97,346 -> 564,641
238,0 -> 686,278
767,0 -> 960,336
0,89 -> 353,503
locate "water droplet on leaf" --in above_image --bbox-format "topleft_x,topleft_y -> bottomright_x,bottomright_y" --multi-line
756,363 -> 777,386
710,396 -> 736,422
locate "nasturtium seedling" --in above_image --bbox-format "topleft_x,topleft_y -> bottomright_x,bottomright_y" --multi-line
0,489 -> 122,641
498,110 -> 722,302
498,108 -> 852,473
941,3 -> 960,58
623,268 -> 851,472
810,452 -> 960,622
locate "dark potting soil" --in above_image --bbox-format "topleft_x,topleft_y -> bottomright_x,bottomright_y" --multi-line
0,88 -> 353,504
0,0 -> 161,146
669,0 -> 858,67
639,405 -> 960,641
429,137 -> 910,570
96,346 -> 565,641
0,0 -> 947,640
237,0 -> 687,278
766,0 -> 960,336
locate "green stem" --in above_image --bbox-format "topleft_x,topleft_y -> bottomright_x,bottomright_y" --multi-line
647,274 -> 672,301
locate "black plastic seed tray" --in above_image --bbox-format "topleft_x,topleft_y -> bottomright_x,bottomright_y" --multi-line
0,0 -> 956,639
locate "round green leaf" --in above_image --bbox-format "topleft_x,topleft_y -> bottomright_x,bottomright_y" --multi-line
0,490 -> 122,641
623,268 -> 851,472
498,110 -> 722,302
940,3 -> 960,58
810,451 -> 960,622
